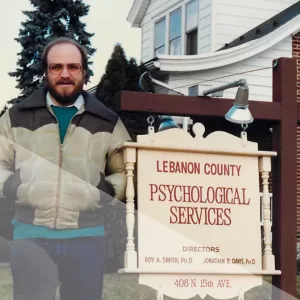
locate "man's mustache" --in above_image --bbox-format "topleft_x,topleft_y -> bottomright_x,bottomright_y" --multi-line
56,80 -> 75,85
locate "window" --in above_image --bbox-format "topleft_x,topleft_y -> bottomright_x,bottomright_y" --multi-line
186,0 -> 198,55
154,18 -> 166,56
169,8 -> 182,55
188,85 -> 198,96
153,0 -> 199,57
186,30 -> 198,55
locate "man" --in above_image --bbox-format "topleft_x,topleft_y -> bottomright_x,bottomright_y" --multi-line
0,37 -> 131,300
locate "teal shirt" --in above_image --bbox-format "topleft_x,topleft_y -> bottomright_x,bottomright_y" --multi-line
52,105 -> 78,143
12,105 -> 105,240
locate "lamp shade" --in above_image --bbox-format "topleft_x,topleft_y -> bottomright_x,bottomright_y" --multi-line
158,115 -> 180,131
225,84 -> 253,124
225,106 -> 253,124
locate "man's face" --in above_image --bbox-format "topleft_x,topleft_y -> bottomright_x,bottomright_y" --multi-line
45,43 -> 86,106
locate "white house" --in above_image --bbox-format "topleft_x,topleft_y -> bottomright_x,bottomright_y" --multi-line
126,0 -> 300,239
127,0 -> 299,101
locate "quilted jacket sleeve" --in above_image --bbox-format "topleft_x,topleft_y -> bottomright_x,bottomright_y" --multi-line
0,110 -> 15,198
105,117 -> 132,202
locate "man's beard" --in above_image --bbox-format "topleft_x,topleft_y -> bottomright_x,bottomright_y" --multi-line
45,77 -> 85,106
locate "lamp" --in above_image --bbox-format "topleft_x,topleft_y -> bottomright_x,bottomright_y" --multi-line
138,71 -> 181,132
202,79 -> 253,125
158,115 -> 180,131
225,84 -> 253,124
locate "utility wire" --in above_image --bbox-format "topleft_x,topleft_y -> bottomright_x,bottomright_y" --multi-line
154,66 -> 273,94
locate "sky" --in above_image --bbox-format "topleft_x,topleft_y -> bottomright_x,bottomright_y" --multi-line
0,0 -> 141,108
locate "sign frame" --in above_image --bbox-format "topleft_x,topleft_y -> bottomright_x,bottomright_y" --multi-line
119,122 -> 279,300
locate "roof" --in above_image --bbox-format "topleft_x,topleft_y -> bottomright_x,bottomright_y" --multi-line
127,0 -> 151,27
218,1 -> 300,51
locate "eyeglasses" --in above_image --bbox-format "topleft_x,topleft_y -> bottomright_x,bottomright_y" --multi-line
48,63 -> 82,75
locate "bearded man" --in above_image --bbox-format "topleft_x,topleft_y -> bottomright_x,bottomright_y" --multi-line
0,37 -> 131,300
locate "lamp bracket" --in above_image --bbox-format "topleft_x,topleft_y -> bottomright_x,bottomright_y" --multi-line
241,123 -> 248,132
147,115 -> 155,134
240,124 -> 248,147
203,79 -> 247,96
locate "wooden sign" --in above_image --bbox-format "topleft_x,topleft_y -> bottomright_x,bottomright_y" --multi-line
119,123 -> 280,300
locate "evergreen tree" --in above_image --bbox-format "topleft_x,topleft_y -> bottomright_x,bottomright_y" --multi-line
9,0 -> 96,98
95,43 -> 146,110
95,43 -> 127,109
95,43 -> 158,142
125,57 -> 141,92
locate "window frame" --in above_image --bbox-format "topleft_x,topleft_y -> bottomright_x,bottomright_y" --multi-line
152,0 -> 199,57
188,85 -> 198,96
169,7 -> 182,55
185,0 -> 199,55
154,17 -> 166,56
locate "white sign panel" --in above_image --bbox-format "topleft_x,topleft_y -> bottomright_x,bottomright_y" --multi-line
135,124 -> 264,299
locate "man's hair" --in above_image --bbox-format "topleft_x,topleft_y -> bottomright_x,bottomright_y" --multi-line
41,37 -> 89,81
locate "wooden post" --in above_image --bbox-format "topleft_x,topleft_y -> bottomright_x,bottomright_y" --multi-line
259,156 -> 275,270
272,57 -> 297,298
123,147 -> 137,269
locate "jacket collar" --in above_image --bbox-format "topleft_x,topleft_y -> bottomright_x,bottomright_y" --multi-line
18,87 -> 48,109
17,86 -> 118,123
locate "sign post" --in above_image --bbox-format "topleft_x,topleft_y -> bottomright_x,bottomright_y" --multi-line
119,121 -> 279,300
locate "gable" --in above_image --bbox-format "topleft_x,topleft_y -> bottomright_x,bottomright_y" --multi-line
127,0 -> 151,27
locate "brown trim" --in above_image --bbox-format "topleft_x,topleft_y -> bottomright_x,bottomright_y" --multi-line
114,91 -> 282,121
272,57 -> 297,299
115,90 -> 300,124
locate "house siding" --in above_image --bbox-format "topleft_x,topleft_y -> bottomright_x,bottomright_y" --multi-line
166,36 -> 292,102
198,0 -> 212,54
214,0 -> 298,51
292,32 -> 300,240
140,0 -> 212,63
136,0 -> 298,62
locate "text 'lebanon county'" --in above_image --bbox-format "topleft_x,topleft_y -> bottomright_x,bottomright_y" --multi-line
156,160 -> 241,176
